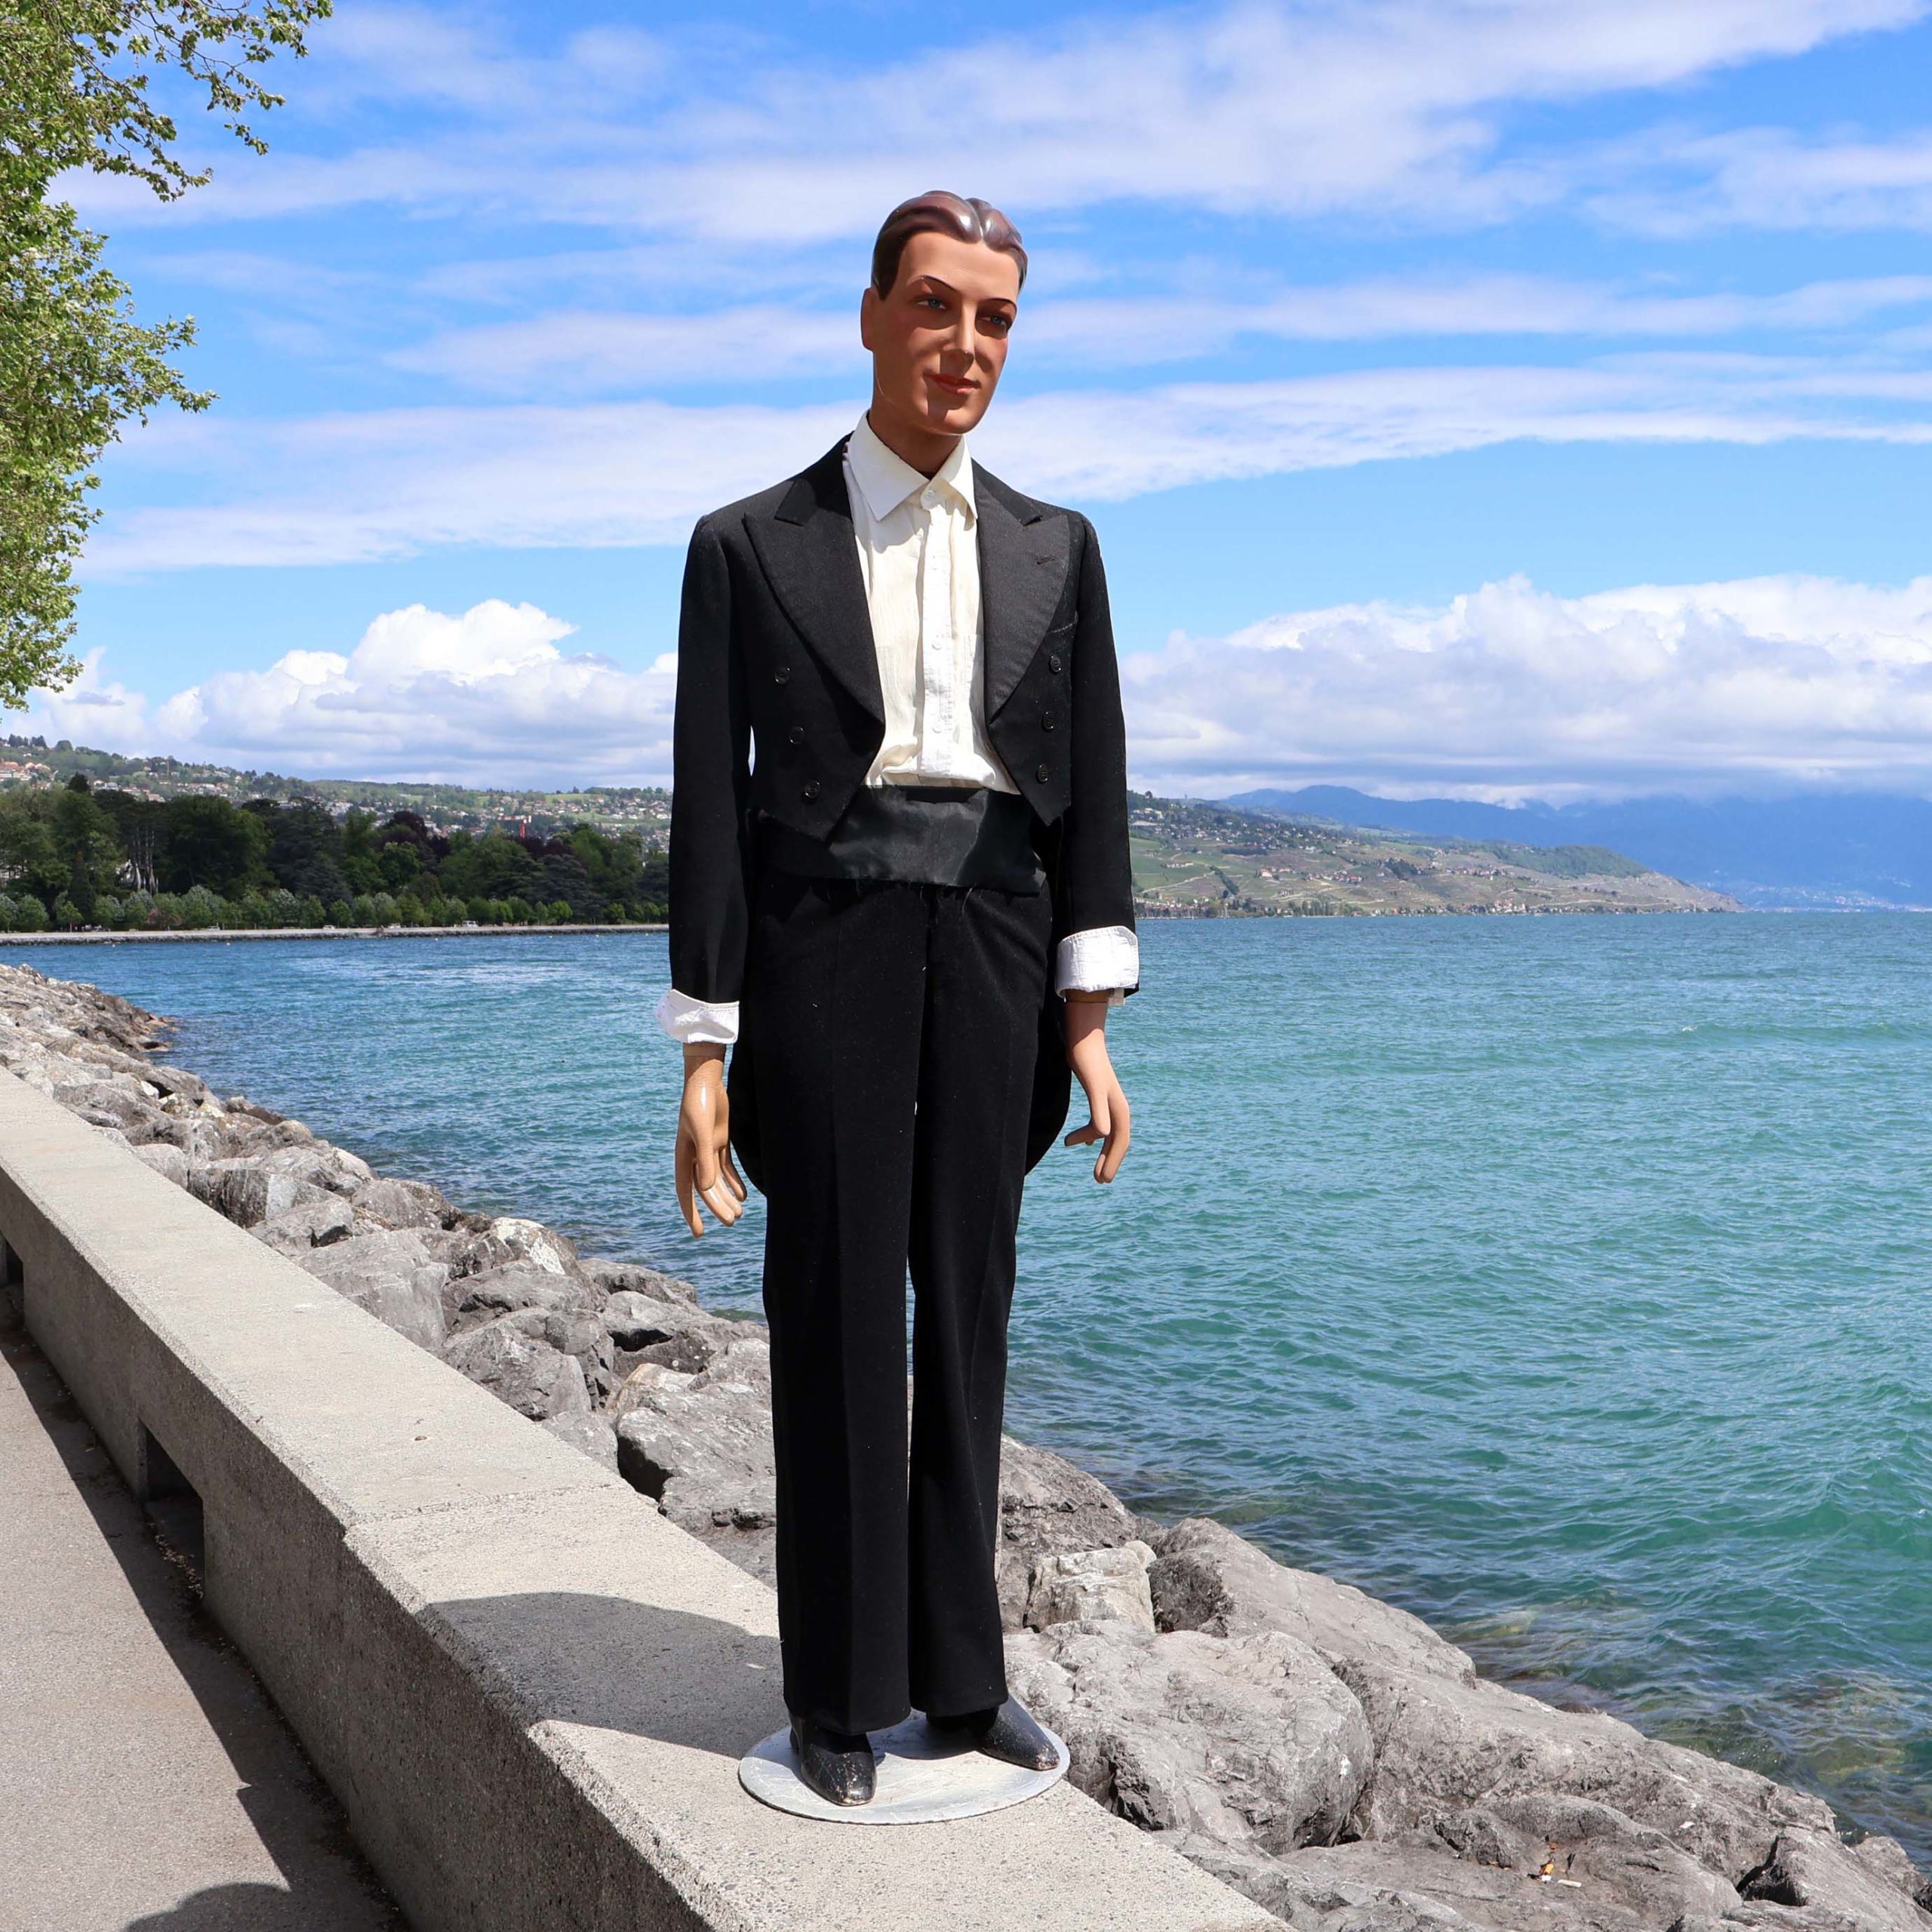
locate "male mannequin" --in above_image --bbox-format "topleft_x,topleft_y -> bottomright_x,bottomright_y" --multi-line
657,192 -> 1136,1808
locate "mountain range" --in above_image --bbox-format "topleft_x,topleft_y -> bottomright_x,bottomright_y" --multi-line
1225,788 -> 1932,909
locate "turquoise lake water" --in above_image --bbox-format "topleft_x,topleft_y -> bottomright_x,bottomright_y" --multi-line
10,915 -> 1928,1858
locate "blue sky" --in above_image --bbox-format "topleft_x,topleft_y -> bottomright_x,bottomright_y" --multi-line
24,0 -> 1932,798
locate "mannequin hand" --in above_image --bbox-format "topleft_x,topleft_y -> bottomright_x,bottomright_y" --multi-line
675,1044 -> 747,1236
1062,994 -> 1131,1183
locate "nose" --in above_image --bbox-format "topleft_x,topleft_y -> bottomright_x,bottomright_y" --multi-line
949,306 -> 980,363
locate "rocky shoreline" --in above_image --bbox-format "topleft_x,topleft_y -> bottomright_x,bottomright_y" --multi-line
2,958 -> 1924,1932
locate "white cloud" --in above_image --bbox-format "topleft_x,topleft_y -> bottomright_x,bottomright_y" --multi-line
21,601 -> 677,786
385,274 -> 1932,398
23,575 -> 1932,799
63,0 -> 1926,237
1125,573 -> 1932,796
1592,128 -> 1932,235
86,353 -> 1932,574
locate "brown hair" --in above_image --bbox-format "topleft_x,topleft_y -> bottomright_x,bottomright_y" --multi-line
870,191 -> 1028,296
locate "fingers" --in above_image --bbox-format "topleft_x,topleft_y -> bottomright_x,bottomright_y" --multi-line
1096,1089 -> 1132,1183
721,1146 -> 749,1202
675,1131 -> 703,1238
1063,1121 -> 1100,1147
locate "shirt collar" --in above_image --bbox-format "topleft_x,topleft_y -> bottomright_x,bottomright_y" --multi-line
847,412 -> 976,524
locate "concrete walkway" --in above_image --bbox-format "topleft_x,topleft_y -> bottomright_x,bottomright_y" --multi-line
0,1327 -> 403,1932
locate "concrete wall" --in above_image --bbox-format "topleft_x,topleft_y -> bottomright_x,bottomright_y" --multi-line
0,1072 -> 1278,1932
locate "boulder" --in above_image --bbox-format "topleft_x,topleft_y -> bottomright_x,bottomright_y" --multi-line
1149,1516 -> 1475,1685
995,1435 -> 1142,1628
542,1410 -> 620,1473
189,1158 -> 334,1230
256,1141 -> 374,1196
454,1260 -> 599,1322
297,1229 -> 448,1352
1026,1542 -> 1158,1633
1333,1652 -> 1847,1901
444,1316 -> 589,1420
447,1215 -> 577,1278
601,1289 -> 745,1371
582,1257 -> 701,1306
254,1195 -> 357,1255
352,1175 -> 454,1231
1737,1832 -> 1931,1932
131,1142 -> 190,1189
612,1336 -> 775,1531
1005,1620 -> 1374,1857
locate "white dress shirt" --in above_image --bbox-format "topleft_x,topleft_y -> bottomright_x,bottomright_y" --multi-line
657,415 -> 1138,1047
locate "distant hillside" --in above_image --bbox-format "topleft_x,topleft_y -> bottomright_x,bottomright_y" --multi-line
0,737 -> 1730,918
1227,785 -> 1932,909
1130,795 -> 1735,917
0,734 -> 670,841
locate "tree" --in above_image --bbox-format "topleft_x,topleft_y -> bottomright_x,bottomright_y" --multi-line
2,2 -> 331,702
158,792 -> 265,892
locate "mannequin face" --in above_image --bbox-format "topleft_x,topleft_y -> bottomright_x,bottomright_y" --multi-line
860,230 -> 1020,465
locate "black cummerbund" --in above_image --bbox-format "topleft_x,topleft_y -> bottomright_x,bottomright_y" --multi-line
760,784 -> 1044,894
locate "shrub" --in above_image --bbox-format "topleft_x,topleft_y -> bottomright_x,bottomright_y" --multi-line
326,899 -> 353,928
11,895 -> 50,933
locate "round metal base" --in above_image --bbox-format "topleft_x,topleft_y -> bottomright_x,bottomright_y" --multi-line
738,1712 -> 1069,1825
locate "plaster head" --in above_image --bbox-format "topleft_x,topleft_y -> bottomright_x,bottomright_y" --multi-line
860,191 -> 1025,457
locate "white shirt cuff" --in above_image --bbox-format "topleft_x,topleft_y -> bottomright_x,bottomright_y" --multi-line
1054,926 -> 1139,1006
655,987 -> 740,1045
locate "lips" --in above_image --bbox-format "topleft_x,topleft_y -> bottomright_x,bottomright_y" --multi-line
932,375 -> 975,397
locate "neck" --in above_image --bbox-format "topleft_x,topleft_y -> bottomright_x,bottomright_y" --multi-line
865,399 -> 960,479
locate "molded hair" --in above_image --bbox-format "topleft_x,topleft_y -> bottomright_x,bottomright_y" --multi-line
870,191 -> 1028,297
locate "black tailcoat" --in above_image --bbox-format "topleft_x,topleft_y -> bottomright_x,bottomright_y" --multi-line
667,437 -> 1137,1180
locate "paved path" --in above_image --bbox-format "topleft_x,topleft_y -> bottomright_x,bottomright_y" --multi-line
0,1327 -> 403,1932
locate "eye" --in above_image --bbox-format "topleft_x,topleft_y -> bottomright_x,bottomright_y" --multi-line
981,311 -> 1013,336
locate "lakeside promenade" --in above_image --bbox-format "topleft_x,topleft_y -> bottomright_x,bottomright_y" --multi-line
0,1323 -> 400,1930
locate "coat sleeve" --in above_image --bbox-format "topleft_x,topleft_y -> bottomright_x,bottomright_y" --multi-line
1053,514 -> 1137,973
667,516 -> 755,1006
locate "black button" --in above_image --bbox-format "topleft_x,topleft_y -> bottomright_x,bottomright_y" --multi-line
774,665 -> 792,685
802,778 -> 821,800
1041,711 -> 1058,731
787,724 -> 804,746
1048,652 -> 1063,675
1035,762 -> 1051,784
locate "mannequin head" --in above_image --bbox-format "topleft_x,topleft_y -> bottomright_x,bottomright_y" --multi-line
860,191 -> 1025,473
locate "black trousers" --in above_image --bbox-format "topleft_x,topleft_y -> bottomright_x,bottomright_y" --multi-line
743,869 -> 1053,1734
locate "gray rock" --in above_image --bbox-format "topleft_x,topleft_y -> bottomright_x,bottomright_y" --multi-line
541,1410 -> 620,1472
1149,1516 -> 1475,1685
188,1158 -> 333,1230
612,1336 -> 775,1531
1334,1654 -> 1842,1899
600,1289 -> 745,1370
253,1195 -> 357,1255
1738,1832 -> 1931,1931
455,1260 -> 599,1322
995,1435 -> 1142,1629
444,1316 -> 589,1420
131,1142 -> 189,1187
1174,1835 -> 1494,1931
582,1257 -> 700,1306
1026,1542 -> 1158,1633
352,1175 -> 454,1230
256,1142 -> 373,1197
297,1230 -> 448,1351
1005,1620 -> 1374,1857
446,1215 -> 577,1279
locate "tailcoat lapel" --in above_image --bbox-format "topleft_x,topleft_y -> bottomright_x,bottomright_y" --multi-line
743,438 -> 885,722
975,472 -> 1071,719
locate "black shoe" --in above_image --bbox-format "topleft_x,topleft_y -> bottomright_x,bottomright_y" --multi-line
927,1696 -> 1059,1770
788,1712 -> 876,1806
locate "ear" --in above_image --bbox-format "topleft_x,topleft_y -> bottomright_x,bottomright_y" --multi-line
859,285 -> 878,353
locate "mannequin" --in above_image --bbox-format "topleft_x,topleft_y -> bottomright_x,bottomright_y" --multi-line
657,192 -> 1135,1808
